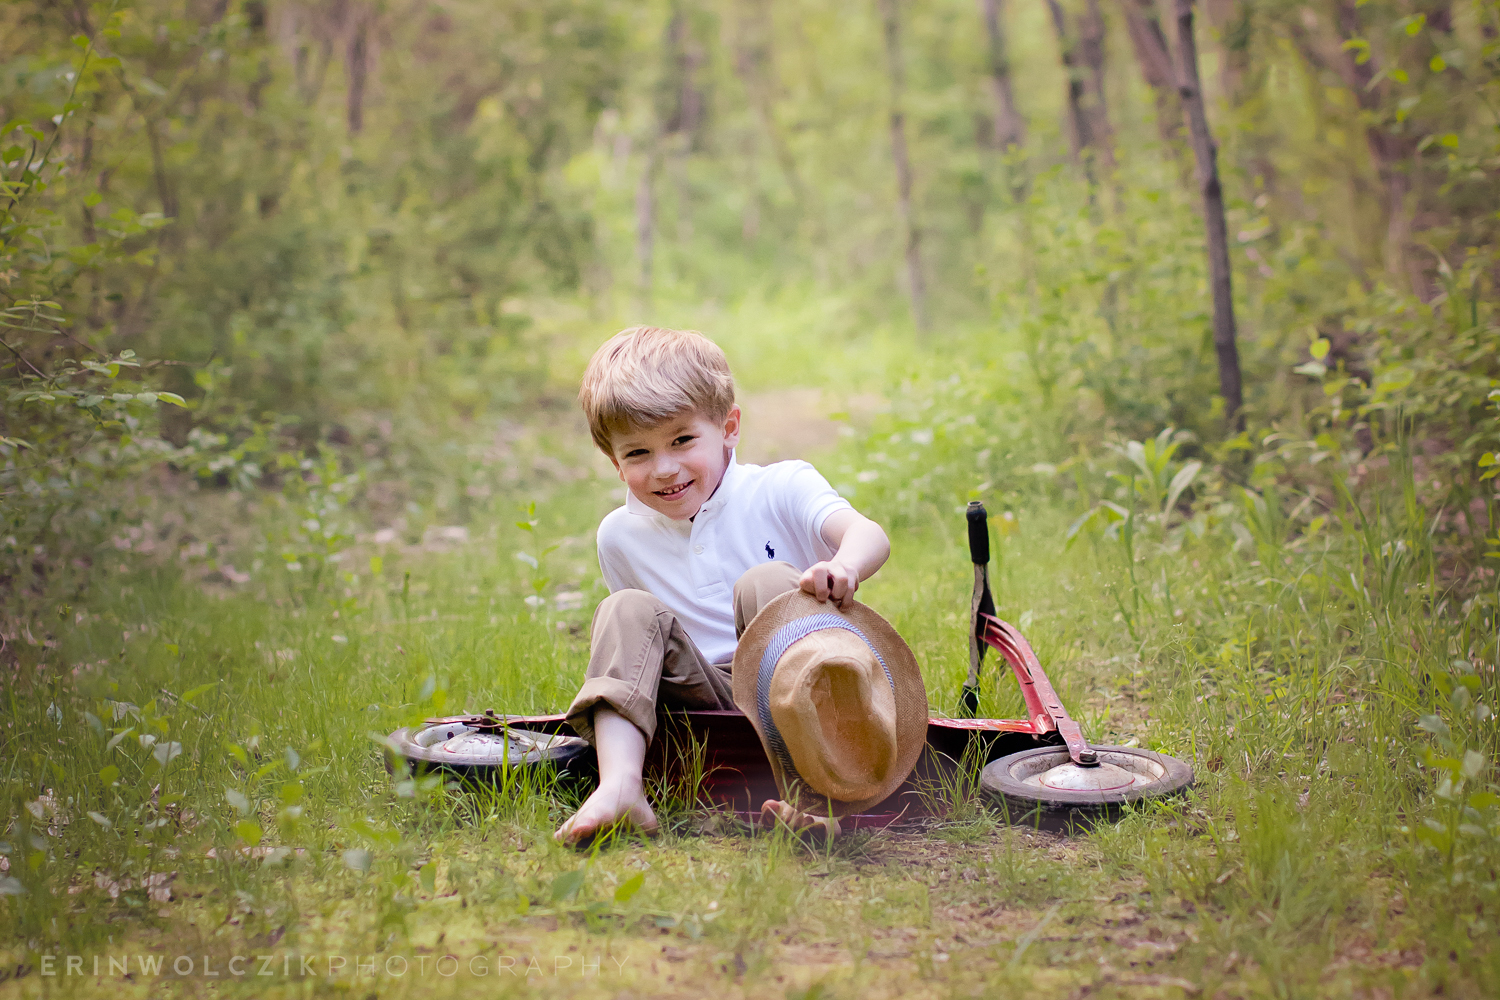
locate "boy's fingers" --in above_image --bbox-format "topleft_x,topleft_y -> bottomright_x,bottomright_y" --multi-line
798,567 -> 823,600
800,564 -> 851,603
830,566 -> 849,600
835,580 -> 856,610
826,565 -> 855,608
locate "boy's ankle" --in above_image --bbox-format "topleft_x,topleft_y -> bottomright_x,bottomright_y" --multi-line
599,773 -> 645,796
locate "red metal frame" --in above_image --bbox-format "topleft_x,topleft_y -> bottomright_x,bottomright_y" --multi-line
976,613 -> 1096,766
426,616 -> 1088,826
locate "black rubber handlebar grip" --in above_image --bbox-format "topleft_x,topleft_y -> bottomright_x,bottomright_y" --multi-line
966,501 -> 990,565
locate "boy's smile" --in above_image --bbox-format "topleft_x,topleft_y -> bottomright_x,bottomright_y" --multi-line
609,406 -> 741,520
653,481 -> 694,500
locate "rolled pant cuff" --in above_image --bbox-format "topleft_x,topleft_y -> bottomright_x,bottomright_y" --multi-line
565,676 -> 657,745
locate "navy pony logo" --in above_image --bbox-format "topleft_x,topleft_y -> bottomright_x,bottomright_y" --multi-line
765,542 -> 775,559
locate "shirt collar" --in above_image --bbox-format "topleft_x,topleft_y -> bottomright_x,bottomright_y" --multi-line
624,450 -> 740,518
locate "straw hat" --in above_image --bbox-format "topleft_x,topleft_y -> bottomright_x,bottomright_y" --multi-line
732,590 -> 928,817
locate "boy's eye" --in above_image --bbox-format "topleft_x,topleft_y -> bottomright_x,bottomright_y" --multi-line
623,448 -> 648,459
673,435 -> 695,447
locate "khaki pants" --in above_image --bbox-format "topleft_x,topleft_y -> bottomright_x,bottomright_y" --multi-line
565,561 -> 802,744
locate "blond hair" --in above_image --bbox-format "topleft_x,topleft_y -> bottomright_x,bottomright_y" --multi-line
579,327 -> 736,454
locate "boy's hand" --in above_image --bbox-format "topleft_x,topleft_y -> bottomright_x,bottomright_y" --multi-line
808,509 -> 889,611
800,559 -> 859,610
760,799 -> 840,839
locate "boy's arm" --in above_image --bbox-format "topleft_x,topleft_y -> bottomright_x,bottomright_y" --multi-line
800,508 -> 890,611
595,513 -> 643,594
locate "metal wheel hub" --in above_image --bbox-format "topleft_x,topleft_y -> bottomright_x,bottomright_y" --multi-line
1023,757 -> 1164,793
387,717 -> 593,773
410,724 -> 576,762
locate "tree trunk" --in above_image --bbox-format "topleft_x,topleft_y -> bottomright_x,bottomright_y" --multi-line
878,0 -> 929,332
1286,1 -> 1420,293
346,17 -> 368,134
1045,0 -> 1089,169
1046,0 -> 1114,177
652,6 -> 706,267
1203,0 -> 1247,102
636,138 -> 661,309
1173,0 -> 1243,426
1077,0 -> 1116,171
1203,0 -> 1277,202
978,0 -> 1025,151
146,117 -> 178,219
732,0 -> 807,206
1331,1 -> 1420,294
1121,0 -> 1182,148
664,5 -> 706,147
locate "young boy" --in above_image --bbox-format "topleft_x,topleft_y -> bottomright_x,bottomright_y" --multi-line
556,326 -> 892,844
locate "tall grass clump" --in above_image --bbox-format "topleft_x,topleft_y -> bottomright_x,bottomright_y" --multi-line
1066,420 -> 1500,991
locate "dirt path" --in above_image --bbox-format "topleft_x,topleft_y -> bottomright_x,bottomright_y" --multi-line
735,388 -> 886,465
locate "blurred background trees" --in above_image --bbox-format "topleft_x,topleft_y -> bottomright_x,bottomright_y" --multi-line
2,0 -> 1498,599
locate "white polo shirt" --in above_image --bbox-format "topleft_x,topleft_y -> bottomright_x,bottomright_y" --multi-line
595,454 -> 853,664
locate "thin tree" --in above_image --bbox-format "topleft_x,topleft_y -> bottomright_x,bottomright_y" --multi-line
731,0 -> 807,208
663,4 -> 705,245
978,0 -> 1025,151
878,0 -> 928,332
1202,0 -> 1276,205
1173,0 -> 1243,425
1285,1 -> 1426,294
636,2 -> 703,309
1046,0 -> 1115,179
636,134 -> 661,308
1077,0 -> 1115,170
1046,0 -> 1088,169
1120,0 -> 1182,149
346,15 -> 368,134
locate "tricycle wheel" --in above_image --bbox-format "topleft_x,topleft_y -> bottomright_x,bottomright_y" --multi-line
387,718 -> 594,779
981,745 -> 1193,823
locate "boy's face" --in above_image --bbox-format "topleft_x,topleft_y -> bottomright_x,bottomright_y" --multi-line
608,406 -> 741,520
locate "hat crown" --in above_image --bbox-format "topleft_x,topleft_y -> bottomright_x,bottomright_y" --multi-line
733,593 -> 928,817
769,632 -> 898,802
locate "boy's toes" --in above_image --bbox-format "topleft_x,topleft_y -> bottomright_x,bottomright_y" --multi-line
558,818 -> 609,846
555,791 -> 658,846
554,815 -> 587,844
555,804 -> 607,844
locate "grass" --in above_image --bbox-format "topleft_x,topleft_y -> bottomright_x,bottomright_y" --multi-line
3,329 -> 1500,998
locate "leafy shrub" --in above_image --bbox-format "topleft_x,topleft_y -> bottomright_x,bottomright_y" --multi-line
1,20 -> 193,612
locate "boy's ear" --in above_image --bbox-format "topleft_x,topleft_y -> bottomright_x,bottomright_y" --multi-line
722,404 -> 742,449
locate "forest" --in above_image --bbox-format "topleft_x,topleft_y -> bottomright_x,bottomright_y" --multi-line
2,0 -> 1500,996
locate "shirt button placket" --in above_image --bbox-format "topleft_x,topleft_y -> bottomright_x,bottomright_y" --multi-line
688,517 -> 708,591
703,507 -> 726,591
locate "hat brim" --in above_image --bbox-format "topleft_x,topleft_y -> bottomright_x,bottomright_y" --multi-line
732,590 -> 928,817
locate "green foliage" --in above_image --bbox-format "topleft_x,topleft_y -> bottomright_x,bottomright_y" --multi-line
0,9 -> 200,605
0,0 -> 630,616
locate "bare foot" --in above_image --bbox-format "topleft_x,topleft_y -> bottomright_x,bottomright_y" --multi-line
760,799 -> 841,839
555,779 -> 658,845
